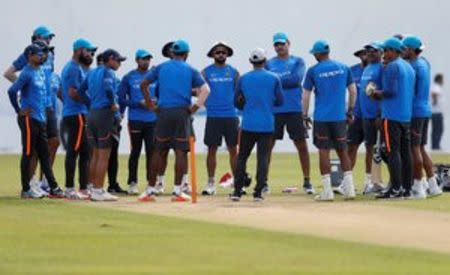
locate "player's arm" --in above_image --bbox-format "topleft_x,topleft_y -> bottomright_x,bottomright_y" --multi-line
140,68 -> 157,111
301,68 -> 314,129
189,69 -> 210,113
234,78 -> 245,110
431,86 -> 439,107
281,58 -> 304,89
77,77 -> 91,107
274,77 -> 284,106
3,65 -> 18,83
8,71 -> 30,115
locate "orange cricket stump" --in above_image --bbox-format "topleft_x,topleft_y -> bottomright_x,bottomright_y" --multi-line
189,136 -> 198,203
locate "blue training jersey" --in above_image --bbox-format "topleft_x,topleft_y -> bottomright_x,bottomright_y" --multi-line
381,57 -> 415,122
350,63 -> 364,118
79,65 -> 119,110
359,62 -> 382,119
61,60 -> 90,116
303,59 -> 354,122
8,64 -> 47,122
235,69 -> 283,133
144,60 -> 205,108
118,69 -> 157,122
203,64 -> 238,117
410,57 -> 432,118
266,56 -> 305,114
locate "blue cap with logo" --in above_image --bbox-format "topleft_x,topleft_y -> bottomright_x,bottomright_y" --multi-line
135,49 -> 153,59
382,37 -> 404,52
402,35 -> 424,50
310,40 -> 330,54
273,32 -> 289,44
33,25 -> 55,39
73,38 -> 97,51
172,39 -> 190,54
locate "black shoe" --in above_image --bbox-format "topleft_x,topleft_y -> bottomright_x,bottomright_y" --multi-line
253,192 -> 264,202
108,183 -> 127,194
243,173 -> 252,187
303,181 -> 315,195
229,190 -> 241,202
402,189 -> 413,200
376,189 -> 402,199
49,186 -> 65,199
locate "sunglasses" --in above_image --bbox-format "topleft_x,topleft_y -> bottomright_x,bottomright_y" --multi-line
214,51 -> 227,55
274,42 -> 286,47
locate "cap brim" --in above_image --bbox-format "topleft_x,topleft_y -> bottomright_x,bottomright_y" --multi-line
137,54 -> 153,59
207,43 -> 234,58
353,49 -> 366,57
118,57 -> 127,62
273,39 -> 287,44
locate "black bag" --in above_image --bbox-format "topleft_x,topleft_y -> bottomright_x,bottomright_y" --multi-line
434,164 -> 450,192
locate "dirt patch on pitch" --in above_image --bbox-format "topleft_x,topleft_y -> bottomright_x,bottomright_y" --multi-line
92,195 -> 450,254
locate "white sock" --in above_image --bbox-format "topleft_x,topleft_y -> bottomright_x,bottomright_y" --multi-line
413,179 -> 423,188
182,174 -> 188,184
364,173 -> 372,185
173,185 -> 181,195
208,177 -> 215,184
321,174 -> 332,191
93,188 -> 103,194
343,171 -> 354,186
157,175 -> 165,184
146,185 -> 157,194
428,176 -> 438,189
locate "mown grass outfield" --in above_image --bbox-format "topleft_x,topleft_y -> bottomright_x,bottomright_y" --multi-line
1,153 -> 450,274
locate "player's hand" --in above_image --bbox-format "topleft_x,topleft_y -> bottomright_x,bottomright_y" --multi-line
111,104 -> 119,112
302,114 -> 312,130
18,108 -> 32,117
188,104 -> 200,114
371,90 -> 383,100
346,111 -> 354,125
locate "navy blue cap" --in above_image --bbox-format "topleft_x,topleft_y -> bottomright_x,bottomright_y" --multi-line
162,41 -> 174,58
24,44 -> 43,58
102,49 -> 126,62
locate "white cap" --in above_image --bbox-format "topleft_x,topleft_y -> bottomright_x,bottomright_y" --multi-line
249,48 -> 266,63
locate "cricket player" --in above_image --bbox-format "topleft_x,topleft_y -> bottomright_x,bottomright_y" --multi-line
403,36 -> 442,197
302,40 -> 357,201
8,44 -> 64,199
265,32 -> 313,195
230,48 -> 283,202
371,38 -> 415,199
61,38 -> 97,199
358,42 -> 385,194
201,41 -> 239,195
4,26 -> 57,195
79,49 -> 127,201
347,48 -> 367,170
118,49 -> 157,195
139,39 -> 210,202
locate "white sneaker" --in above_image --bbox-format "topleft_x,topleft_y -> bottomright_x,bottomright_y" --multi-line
90,189 -> 119,202
428,176 -> 443,197
362,183 -> 374,195
181,182 -> 192,195
315,189 -> 334,201
30,178 -> 47,197
128,183 -> 139,195
343,181 -> 356,200
201,183 -> 216,196
65,188 -> 83,200
412,180 -> 427,199
155,181 -> 165,195
332,184 -> 345,195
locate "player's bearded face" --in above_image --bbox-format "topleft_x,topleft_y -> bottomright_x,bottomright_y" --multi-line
138,57 -> 151,70
274,42 -> 289,56
214,47 -> 228,64
79,49 -> 94,66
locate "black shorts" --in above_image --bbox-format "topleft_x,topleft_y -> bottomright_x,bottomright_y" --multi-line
313,121 -> 347,150
46,108 -> 58,139
363,119 -> 378,146
411,117 -> 429,146
87,107 -> 120,149
347,117 -> 364,145
274,112 -> 308,140
204,117 -> 239,147
154,107 -> 191,151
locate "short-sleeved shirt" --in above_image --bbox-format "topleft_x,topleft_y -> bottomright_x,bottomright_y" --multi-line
303,59 -> 354,122
359,62 -> 382,119
350,63 -> 364,118
203,64 -> 238,117
144,60 -> 205,108
61,60 -> 90,116
410,57 -> 432,118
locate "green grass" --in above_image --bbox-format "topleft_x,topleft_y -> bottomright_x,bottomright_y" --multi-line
1,153 -> 450,274
2,200 -> 450,274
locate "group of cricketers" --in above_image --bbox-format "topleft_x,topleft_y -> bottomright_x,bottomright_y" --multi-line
4,25 -> 443,202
